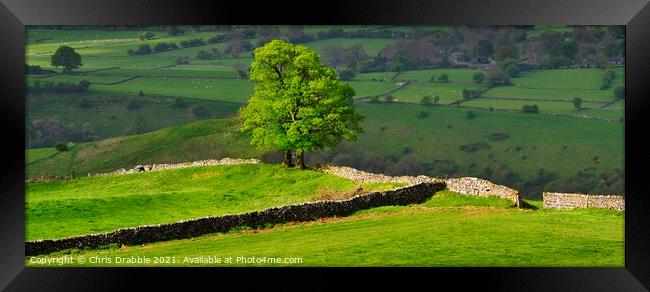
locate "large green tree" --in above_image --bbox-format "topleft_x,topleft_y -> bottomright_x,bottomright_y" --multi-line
240,39 -> 364,169
51,46 -> 82,72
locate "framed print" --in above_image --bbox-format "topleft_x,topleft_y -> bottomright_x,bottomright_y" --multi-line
1,0 -> 649,290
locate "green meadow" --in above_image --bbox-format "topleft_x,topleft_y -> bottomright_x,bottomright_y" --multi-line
30,192 -> 623,267
26,163 -> 401,240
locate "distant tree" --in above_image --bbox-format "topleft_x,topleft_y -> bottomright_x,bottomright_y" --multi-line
438,73 -> 450,83
139,91 -> 144,97
466,111 -> 477,119
51,46 -> 82,72
573,97 -> 583,111
494,37 -> 519,62
196,50 -> 214,60
614,86 -> 625,99
384,95 -> 396,103
473,71 -> 485,83
389,54 -> 408,72
133,44 -> 152,55
139,31 -> 154,41
522,104 -> 540,113
338,68 -> 356,81
476,39 -> 494,63
418,111 -> 430,119
432,96 -> 440,105
369,96 -> 381,104
175,57 -> 190,65
153,42 -> 174,52
54,142 -> 68,152
420,96 -> 433,106
499,58 -> 520,78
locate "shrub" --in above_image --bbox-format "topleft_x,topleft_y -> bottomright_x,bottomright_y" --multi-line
384,95 -> 396,103
180,38 -> 206,48
418,111 -> 430,119
369,96 -> 380,104
338,68 -> 356,81
522,104 -> 540,113
420,96 -> 433,106
614,86 -> 624,99
175,57 -> 190,65
138,31 -> 154,41
466,111 -> 477,119
462,89 -> 481,100
438,73 -> 450,82
132,44 -> 152,55
173,97 -> 188,108
196,50 -> 214,60
54,142 -> 68,152
138,91 -> 144,97
473,72 -> 485,83
153,42 -> 175,53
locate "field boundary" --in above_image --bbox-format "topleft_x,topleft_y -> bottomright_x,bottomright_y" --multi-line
92,75 -> 140,85
25,182 -> 444,256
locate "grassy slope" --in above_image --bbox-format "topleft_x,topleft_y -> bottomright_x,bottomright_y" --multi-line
26,118 -> 261,178
26,148 -> 57,163
28,103 -> 624,198
32,194 -> 623,266
26,163 -> 400,240
26,91 -> 243,148
348,103 -> 623,178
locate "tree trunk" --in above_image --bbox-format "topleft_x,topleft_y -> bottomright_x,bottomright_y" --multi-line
296,150 -> 305,169
282,150 -> 294,167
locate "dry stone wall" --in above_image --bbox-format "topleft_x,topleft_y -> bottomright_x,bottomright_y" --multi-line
106,158 -> 261,175
543,192 -> 624,211
25,182 -> 445,256
321,166 -> 520,206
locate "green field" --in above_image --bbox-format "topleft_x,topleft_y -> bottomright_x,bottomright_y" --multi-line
303,38 -> 394,56
26,163 -> 401,240
29,195 -> 623,266
513,68 -> 623,89
26,92 -> 243,148
26,119 -> 260,178
483,85 -> 619,102
462,98 -> 621,120
390,82 -> 482,104
26,148 -> 57,163
397,68 -> 479,82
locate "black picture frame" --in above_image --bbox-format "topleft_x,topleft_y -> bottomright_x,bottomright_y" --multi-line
1,0 -> 649,290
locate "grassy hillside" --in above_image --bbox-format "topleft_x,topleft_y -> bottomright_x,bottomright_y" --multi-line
310,103 -> 624,197
26,163 -> 401,240
32,197 -> 623,266
26,118 -> 262,178
28,102 -> 624,198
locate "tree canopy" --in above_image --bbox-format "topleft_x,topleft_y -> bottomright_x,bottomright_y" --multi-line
239,39 -> 364,169
51,46 -> 82,72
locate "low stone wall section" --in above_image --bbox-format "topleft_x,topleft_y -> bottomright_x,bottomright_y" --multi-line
321,166 -> 520,206
542,192 -> 624,211
25,182 -> 445,256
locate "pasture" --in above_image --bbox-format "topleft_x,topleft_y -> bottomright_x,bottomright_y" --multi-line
30,194 -> 623,267
26,163 -> 401,240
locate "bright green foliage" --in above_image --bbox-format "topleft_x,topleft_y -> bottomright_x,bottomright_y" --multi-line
239,40 -> 364,167
51,46 -> 82,72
